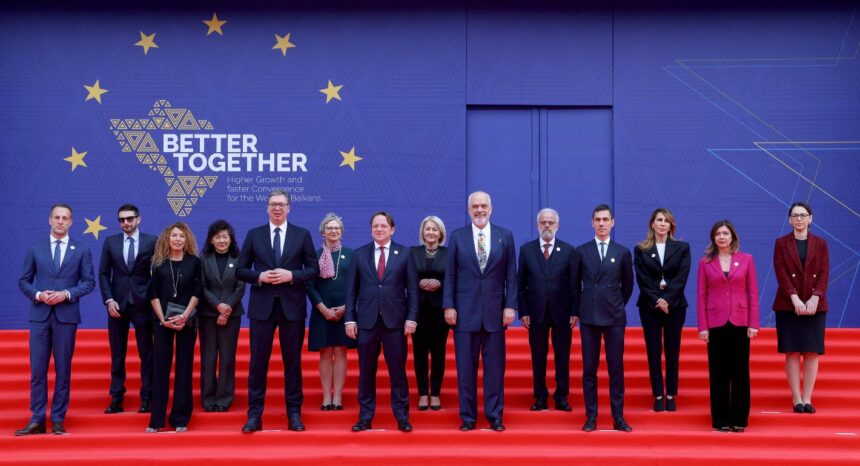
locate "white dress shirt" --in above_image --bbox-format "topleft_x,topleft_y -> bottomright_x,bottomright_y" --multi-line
472,223 -> 491,259
123,229 -> 140,264
270,221 -> 288,253
541,238 -> 556,258
594,236 -> 611,260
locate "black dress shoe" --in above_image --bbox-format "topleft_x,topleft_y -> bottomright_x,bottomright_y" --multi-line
352,419 -> 372,432
215,405 -> 228,412
803,403 -> 816,414
51,422 -> 66,435
320,404 -> 333,411
242,418 -> 262,433
288,413 -> 305,431
665,397 -> 676,412
204,405 -> 216,412
582,418 -> 597,432
613,417 -> 632,432
332,404 -> 343,411
138,400 -> 151,414
793,403 -> 804,413
14,422 -> 46,436
489,418 -> 505,431
104,400 -> 124,414
554,399 -> 573,412
718,426 -> 732,432
397,420 -> 413,432
731,426 -> 745,433
653,397 -> 665,412
530,398 -> 548,411
459,421 -> 476,431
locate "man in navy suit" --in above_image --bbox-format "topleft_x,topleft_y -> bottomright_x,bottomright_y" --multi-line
16,203 -> 95,436
517,208 -> 580,412
576,204 -> 634,432
99,204 -> 156,415
236,189 -> 319,433
443,191 -> 517,432
345,211 -> 418,432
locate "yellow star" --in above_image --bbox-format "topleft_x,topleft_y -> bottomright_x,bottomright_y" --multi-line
135,31 -> 158,55
319,80 -> 343,103
64,147 -> 88,171
84,80 -> 108,104
83,215 -> 108,240
339,147 -> 363,171
272,33 -> 296,56
203,13 -> 227,36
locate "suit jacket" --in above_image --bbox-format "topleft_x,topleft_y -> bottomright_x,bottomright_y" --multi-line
345,241 -> 418,330
575,239 -> 634,327
443,224 -> 517,333
19,237 -> 96,324
771,232 -> 829,311
98,232 -> 157,311
236,223 -> 318,322
696,252 -> 760,332
410,245 -> 447,309
634,239 -> 691,310
516,238 -> 579,326
201,252 -> 246,318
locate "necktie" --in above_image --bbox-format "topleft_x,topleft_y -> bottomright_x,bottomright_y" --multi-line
478,231 -> 487,272
377,246 -> 386,280
53,240 -> 62,270
543,243 -> 551,260
599,242 -> 606,262
273,227 -> 282,263
127,237 -> 136,270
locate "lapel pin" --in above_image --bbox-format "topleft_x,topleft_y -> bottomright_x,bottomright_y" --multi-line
610,257 -> 615,263
228,263 -> 234,268
651,253 -> 656,258
556,247 -> 560,252
341,255 -> 346,259
394,250 -> 399,255
70,245 -> 76,250
734,262 -> 739,267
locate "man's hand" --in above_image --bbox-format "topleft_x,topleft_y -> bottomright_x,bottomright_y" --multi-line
570,316 -> 579,329
444,308 -> 457,326
270,269 -> 293,285
345,322 -> 358,339
106,300 -> 121,318
502,308 -> 515,326
520,315 -> 530,329
404,321 -> 417,336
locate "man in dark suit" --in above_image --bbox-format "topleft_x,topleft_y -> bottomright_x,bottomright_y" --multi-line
345,211 -> 418,432
443,191 -> 517,432
236,189 -> 319,433
98,204 -> 156,414
576,204 -> 634,432
517,208 -> 579,412
16,203 -> 95,436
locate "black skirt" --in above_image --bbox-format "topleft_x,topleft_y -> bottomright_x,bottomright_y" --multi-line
775,311 -> 826,354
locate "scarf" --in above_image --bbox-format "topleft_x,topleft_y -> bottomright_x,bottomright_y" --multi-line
319,241 -> 342,279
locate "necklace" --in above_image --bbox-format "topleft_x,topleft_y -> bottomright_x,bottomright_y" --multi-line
169,259 -> 180,298
425,247 -> 438,256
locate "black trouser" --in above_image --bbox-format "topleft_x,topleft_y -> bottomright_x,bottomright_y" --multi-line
580,323 -> 625,420
199,315 -> 241,409
528,317 -> 572,401
707,323 -> 751,429
411,303 -> 449,397
639,305 -> 686,397
357,316 -> 409,422
107,303 -> 153,402
149,320 -> 196,429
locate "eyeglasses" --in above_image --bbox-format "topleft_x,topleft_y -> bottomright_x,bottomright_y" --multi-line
538,221 -> 557,226
118,215 -> 138,223
324,226 -> 342,231
268,202 -> 288,208
790,213 -> 810,219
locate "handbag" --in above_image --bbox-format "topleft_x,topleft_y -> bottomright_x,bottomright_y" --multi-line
165,302 -> 190,320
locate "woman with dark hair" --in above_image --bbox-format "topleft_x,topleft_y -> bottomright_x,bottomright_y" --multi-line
307,212 -> 355,411
772,202 -> 829,414
147,222 -> 202,433
199,220 -> 245,412
634,208 -> 690,412
696,220 -> 759,433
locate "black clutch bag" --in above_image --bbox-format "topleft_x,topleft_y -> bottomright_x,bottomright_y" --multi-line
165,302 -> 189,320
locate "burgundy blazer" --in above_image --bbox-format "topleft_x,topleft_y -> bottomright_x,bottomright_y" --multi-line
771,232 -> 829,311
696,252 -> 760,332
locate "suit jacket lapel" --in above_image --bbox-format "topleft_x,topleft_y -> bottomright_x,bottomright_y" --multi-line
663,240 -> 679,266
785,235 -> 802,271
383,243 -> 401,281
804,233 -> 817,267
204,254 -> 223,286
464,229 -> 482,272
59,239 -> 76,273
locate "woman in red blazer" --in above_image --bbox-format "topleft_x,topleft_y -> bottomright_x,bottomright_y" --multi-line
771,202 -> 829,414
697,220 -> 760,432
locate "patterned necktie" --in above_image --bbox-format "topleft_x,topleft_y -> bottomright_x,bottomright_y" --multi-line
127,237 -> 136,270
599,242 -> 606,262
377,246 -> 386,280
543,243 -> 551,260
478,231 -> 487,272
273,227 -> 282,263
53,240 -> 62,270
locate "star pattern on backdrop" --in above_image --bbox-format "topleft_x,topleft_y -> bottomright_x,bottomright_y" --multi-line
273,33 -> 296,56
84,80 -> 108,103
203,13 -> 227,36
83,215 -> 107,240
319,80 -> 343,103
64,147 -> 88,171
339,147 -> 363,171
135,32 -> 159,55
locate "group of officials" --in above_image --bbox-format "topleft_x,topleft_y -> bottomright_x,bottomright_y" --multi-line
15,190 -> 829,436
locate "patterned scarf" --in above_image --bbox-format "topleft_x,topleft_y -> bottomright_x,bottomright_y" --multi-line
319,241 -> 342,279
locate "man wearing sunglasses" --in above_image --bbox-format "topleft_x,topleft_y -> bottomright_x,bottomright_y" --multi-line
98,204 -> 157,415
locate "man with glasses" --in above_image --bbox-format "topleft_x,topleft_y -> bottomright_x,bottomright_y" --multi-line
98,204 -> 157,415
237,189 -> 318,433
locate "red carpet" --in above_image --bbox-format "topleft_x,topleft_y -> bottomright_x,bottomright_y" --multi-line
2,327 -> 859,465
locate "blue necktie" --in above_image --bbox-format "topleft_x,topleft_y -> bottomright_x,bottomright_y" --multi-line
53,240 -> 62,270
273,227 -> 282,263
127,237 -> 135,270
599,242 -> 606,262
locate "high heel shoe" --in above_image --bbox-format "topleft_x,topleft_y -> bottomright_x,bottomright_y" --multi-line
417,396 -> 429,411
320,404 -> 333,411
430,396 -> 442,411
793,403 -> 804,413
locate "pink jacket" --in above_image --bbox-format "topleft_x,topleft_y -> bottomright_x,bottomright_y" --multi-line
696,252 -> 760,332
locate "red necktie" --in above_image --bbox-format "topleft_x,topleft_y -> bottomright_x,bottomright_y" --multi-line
543,243 -> 551,260
377,246 -> 386,280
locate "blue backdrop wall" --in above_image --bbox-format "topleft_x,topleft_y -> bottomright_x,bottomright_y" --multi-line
1,0 -> 857,329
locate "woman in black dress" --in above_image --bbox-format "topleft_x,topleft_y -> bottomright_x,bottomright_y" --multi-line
410,216 -> 449,411
771,202 -> 829,413
147,222 -> 202,433
307,212 -> 355,411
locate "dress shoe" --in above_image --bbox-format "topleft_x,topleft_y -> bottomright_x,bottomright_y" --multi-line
793,403 -> 804,413
332,404 -> 343,411
51,422 -> 66,435
104,400 -> 124,414
430,397 -> 442,411
15,422 -> 46,436
397,420 -> 413,432
138,400 -> 151,414
731,426 -> 745,433
489,418 -> 505,431
653,397 -> 665,412
288,413 -> 305,431
215,405 -> 228,412
530,398 -> 548,411
554,399 -> 573,412
175,426 -> 187,433
242,418 -> 262,433
803,403 -> 816,414
352,419 -> 372,432
459,421 -> 476,431
145,427 -> 159,433
204,405 -> 216,412
718,426 -> 732,433
665,397 -> 676,412
582,418 -> 597,432
613,417 -> 632,432
320,404 -> 333,411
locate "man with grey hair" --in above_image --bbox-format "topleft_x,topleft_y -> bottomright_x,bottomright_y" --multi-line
517,208 -> 580,412
236,189 -> 319,433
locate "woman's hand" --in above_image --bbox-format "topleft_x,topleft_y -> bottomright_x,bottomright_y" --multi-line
419,279 -> 441,292
216,314 -> 228,326
747,327 -> 759,339
655,298 -> 669,314
791,294 -> 807,315
698,330 -> 709,343
805,295 -> 820,314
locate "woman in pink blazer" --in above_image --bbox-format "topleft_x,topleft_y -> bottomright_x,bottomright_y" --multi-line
697,220 -> 760,432
771,202 -> 829,414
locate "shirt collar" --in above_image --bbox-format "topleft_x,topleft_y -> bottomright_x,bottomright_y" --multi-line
374,240 -> 392,250
270,221 -> 288,233
594,236 -> 611,246
472,223 -> 491,236
126,229 -> 140,242
541,238 -> 555,249
51,234 -> 69,244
